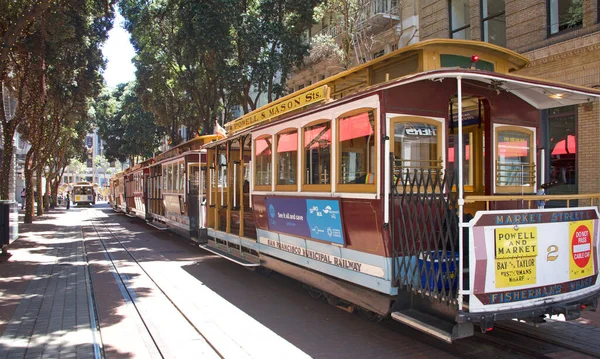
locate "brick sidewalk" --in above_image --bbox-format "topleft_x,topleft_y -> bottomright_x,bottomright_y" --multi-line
0,210 -> 100,359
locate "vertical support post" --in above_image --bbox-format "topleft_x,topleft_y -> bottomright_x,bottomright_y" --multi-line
199,152 -> 204,231
457,76 -> 465,311
239,138 -> 245,237
233,162 -> 237,208
539,148 -> 545,189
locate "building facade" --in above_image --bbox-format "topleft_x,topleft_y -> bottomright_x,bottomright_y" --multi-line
288,0 -> 420,92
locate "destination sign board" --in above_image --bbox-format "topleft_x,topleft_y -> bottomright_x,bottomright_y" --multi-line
225,85 -> 329,134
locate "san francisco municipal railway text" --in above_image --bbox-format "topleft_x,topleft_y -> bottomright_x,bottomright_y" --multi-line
267,239 -> 362,272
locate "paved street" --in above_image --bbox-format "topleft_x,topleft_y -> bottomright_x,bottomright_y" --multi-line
1,204 -> 600,359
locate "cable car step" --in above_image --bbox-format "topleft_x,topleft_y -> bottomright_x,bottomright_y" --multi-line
125,212 -> 136,218
199,244 -> 260,267
147,221 -> 168,230
391,309 -> 473,343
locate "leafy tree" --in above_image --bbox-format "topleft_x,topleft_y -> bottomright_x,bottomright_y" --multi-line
119,0 -> 321,143
0,1 -> 54,79
13,1 -> 112,222
95,82 -> 165,165
68,158 -> 88,180
120,0 -> 235,142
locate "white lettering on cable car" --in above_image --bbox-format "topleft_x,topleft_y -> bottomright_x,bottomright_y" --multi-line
259,237 -> 385,278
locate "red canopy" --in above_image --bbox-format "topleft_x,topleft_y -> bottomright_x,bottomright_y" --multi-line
339,113 -> 374,142
304,126 -> 331,148
551,135 -> 576,155
255,138 -> 271,156
277,132 -> 298,153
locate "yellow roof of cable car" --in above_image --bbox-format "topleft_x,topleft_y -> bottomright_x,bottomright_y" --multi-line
224,39 -> 530,135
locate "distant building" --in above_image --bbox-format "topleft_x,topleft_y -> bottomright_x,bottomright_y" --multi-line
62,128 -> 113,187
288,0 -> 420,92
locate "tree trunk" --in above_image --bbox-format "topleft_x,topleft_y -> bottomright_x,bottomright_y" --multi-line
0,121 -> 17,200
24,163 -> 34,223
51,177 -> 59,208
36,167 -> 43,217
44,176 -> 51,211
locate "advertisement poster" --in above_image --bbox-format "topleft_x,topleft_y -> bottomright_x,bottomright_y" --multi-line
306,199 -> 344,245
265,197 -> 345,245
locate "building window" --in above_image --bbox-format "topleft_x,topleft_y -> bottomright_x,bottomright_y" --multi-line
303,121 -> 331,188
544,106 -> 577,199
254,136 -> 272,187
373,49 -> 385,59
548,0 -> 583,35
337,110 -> 376,189
275,129 -> 298,188
481,0 -> 506,47
450,0 -> 471,39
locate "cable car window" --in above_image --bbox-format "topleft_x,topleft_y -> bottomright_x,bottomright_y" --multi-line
495,127 -> 535,192
449,132 -> 474,188
179,162 -> 185,193
167,164 -> 173,191
276,129 -> 298,186
163,166 -> 168,190
338,111 -> 376,185
255,136 -> 272,187
217,153 -> 227,189
393,120 -> 442,180
303,121 -> 331,187
189,165 -> 199,195
175,163 -> 180,192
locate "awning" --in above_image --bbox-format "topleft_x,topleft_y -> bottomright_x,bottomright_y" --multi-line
339,112 -> 374,142
304,126 -> 331,148
255,138 -> 271,156
277,132 -> 298,153
551,135 -> 576,155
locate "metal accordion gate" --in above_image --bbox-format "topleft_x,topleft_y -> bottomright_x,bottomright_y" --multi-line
389,153 -> 461,307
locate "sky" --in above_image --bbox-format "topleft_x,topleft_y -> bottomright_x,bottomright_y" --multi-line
101,12 -> 136,88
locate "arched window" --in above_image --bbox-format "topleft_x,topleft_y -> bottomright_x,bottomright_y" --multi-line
337,109 -> 377,192
302,120 -> 331,191
254,135 -> 273,189
275,128 -> 299,190
494,125 -> 535,193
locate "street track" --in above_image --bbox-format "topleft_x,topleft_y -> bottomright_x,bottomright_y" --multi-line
82,207 -> 223,359
80,204 -> 599,358
476,321 -> 598,358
